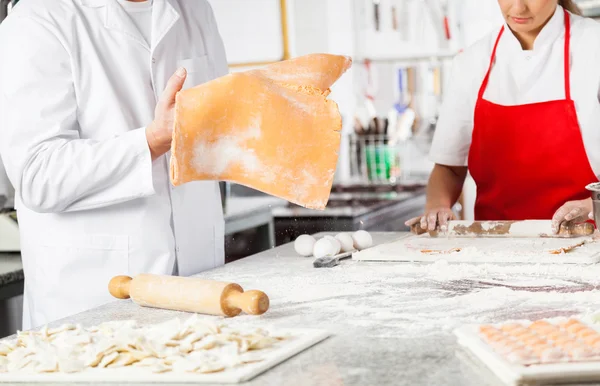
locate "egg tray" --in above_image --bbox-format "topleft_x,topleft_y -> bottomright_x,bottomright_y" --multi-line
454,318 -> 600,385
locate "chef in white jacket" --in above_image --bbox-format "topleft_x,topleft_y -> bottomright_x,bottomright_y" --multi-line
0,0 -> 228,330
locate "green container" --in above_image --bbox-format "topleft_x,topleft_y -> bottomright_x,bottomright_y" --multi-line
365,145 -> 398,181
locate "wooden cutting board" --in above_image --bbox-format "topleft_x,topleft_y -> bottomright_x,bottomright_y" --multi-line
352,234 -> 600,264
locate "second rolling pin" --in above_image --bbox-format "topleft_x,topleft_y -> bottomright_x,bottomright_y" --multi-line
108,274 -> 269,317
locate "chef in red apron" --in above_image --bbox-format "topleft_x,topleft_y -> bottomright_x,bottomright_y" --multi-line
407,0 -> 600,234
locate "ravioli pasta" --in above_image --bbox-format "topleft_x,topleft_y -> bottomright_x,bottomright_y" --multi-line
0,316 -> 290,374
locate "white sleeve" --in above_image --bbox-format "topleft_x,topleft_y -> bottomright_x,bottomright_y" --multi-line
204,0 -> 229,78
428,53 -> 477,167
0,16 -> 155,213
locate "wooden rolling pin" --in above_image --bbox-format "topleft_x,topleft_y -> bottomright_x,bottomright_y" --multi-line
410,220 -> 594,238
108,274 -> 269,317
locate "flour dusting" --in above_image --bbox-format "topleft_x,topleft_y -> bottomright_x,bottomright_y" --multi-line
273,84 -> 316,114
192,137 -> 261,176
354,235 -> 600,264
192,116 -> 263,176
192,237 -> 600,340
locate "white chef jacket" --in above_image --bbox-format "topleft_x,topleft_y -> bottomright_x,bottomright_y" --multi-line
0,0 -> 228,329
430,6 -> 600,178
118,0 -> 153,46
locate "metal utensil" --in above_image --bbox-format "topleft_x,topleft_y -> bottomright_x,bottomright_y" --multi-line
587,183 -> 600,225
313,250 -> 354,268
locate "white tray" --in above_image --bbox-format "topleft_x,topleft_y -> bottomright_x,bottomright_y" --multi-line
0,328 -> 330,384
454,324 -> 600,385
352,234 -> 600,264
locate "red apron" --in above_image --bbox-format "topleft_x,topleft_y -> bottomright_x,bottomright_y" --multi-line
468,8 -> 598,221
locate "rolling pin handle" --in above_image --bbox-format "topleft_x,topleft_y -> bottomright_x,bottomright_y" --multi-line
226,289 -> 270,316
108,275 -> 133,299
410,223 -> 427,235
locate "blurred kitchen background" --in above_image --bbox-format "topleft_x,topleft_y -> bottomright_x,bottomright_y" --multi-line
1,0 -> 600,337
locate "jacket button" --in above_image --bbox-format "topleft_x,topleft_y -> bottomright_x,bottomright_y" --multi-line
152,58 -> 156,64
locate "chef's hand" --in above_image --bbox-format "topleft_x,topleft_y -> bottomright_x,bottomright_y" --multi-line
551,198 -> 593,233
405,207 -> 456,232
146,67 -> 187,161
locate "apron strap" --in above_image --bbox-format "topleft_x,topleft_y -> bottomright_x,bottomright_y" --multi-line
478,8 -> 572,102
477,26 -> 504,100
563,8 -> 572,101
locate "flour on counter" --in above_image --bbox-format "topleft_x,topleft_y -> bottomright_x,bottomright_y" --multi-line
27,237 -> 600,348
353,235 -> 600,264
194,250 -> 600,340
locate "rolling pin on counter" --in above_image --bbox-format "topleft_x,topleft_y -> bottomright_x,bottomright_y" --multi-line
109,274 -> 269,317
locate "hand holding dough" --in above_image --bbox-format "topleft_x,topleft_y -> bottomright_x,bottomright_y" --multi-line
170,54 -> 352,210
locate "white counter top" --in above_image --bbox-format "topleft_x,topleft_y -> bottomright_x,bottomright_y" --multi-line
8,232 -> 600,385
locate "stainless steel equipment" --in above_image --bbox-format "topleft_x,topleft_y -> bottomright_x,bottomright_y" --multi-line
272,183 -> 427,245
586,182 -> 600,225
0,0 -> 10,22
219,181 -> 230,213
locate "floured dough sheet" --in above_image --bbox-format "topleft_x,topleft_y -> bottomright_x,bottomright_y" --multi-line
170,53 -> 352,210
352,234 -> 600,264
0,315 -> 329,384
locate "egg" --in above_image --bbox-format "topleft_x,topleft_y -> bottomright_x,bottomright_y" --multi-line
335,233 -> 354,252
313,237 -> 338,258
294,234 -> 316,257
352,230 -> 373,250
324,235 -> 341,255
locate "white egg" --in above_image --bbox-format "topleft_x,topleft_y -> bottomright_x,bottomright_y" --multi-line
335,233 -> 355,252
294,234 -> 316,257
313,238 -> 338,258
352,230 -> 373,250
324,235 -> 341,255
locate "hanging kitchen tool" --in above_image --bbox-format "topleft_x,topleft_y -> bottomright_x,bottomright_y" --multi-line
354,59 -> 378,135
388,67 -> 415,145
373,0 -> 381,31
391,3 -> 398,31
406,66 -> 421,135
441,0 -> 451,40
423,0 -> 451,47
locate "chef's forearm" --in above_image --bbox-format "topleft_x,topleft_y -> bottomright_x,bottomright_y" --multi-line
11,128 -> 156,213
424,164 -> 467,210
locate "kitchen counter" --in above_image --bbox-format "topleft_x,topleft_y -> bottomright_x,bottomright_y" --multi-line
8,232 -> 600,385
